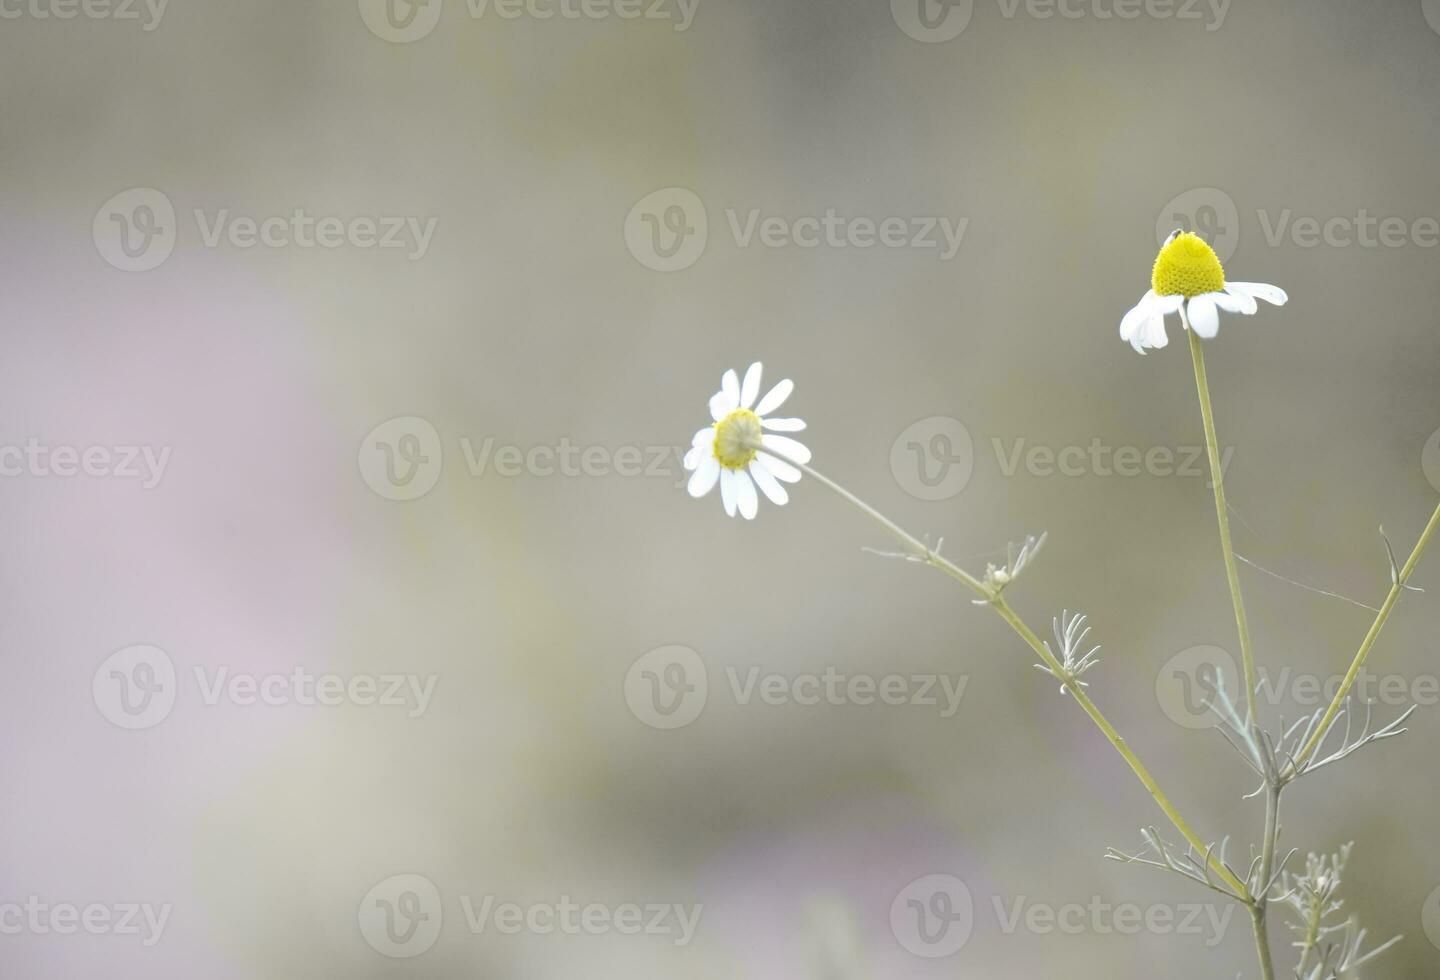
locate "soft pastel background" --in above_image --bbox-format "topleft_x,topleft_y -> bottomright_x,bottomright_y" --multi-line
3,0 -> 1440,977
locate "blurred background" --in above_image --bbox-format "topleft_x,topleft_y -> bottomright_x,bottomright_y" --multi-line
3,0 -> 1440,976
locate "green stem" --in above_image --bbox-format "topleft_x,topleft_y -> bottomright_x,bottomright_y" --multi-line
1249,782 -> 1280,980
1294,880 -> 1323,977
1187,326 -> 1260,731
777,451 -> 1251,901
778,454 -> 989,596
1288,499 -> 1440,775
991,596 -> 1251,900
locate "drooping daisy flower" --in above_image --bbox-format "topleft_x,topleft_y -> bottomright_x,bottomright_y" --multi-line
683,362 -> 810,520
1119,230 -> 1287,354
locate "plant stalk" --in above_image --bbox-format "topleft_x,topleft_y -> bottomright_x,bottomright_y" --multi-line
1186,326 -> 1260,733
1288,498 -> 1440,775
770,449 -> 1251,901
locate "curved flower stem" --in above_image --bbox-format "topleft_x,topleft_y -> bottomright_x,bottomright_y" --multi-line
768,451 -> 989,596
1287,499 -> 1440,775
1186,326 -> 1260,731
764,448 -> 1251,901
988,596 -> 1250,899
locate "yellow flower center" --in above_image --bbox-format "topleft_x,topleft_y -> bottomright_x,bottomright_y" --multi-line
1151,231 -> 1225,297
713,408 -> 762,469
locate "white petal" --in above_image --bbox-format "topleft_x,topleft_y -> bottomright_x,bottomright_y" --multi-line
1118,290 -> 1156,344
761,417 -> 806,432
1186,294 -> 1220,338
683,446 -> 701,470
709,389 -> 737,422
687,457 -> 720,497
748,460 -> 789,505
719,467 -> 738,517
734,469 -> 758,520
721,368 -> 740,406
740,362 -> 762,409
1140,312 -> 1169,351
692,427 -> 714,454
761,434 -> 811,465
754,379 -> 793,416
1226,281 -> 1288,307
1220,285 -> 1257,314
753,453 -> 800,484
1155,294 -> 1184,314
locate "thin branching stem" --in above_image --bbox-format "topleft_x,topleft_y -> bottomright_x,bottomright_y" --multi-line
1287,499 -> 1440,775
765,448 -> 1252,901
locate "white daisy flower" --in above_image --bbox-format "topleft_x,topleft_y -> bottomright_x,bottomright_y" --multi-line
682,362 -> 810,520
1119,230 -> 1288,354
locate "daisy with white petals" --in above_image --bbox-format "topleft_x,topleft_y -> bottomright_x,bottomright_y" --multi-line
683,362 -> 811,520
1120,230 -> 1288,354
